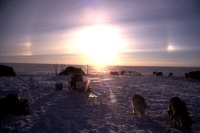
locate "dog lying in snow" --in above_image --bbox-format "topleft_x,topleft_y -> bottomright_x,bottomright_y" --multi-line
131,94 -> 148,118
0,94 -> 30,119
168,97 -> 195,130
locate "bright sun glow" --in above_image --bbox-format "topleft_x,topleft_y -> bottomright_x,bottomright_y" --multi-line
75,25 -> 125,66
167,45 -> 175,51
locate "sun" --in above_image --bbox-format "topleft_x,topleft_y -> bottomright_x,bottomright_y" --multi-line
75,25 -> 125,66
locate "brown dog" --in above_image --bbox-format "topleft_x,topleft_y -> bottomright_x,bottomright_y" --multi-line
132,94 -> 148,118
168,97 -> 194,130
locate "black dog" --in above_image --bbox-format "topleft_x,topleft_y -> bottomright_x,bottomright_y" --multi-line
0,94 -> 30,119
157,72 -> 163,76
168,97 -> 194,130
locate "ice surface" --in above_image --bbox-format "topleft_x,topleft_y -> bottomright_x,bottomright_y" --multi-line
0,64 -> 200,132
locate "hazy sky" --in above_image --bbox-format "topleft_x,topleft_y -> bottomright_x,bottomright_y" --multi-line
0,0 -> 200,67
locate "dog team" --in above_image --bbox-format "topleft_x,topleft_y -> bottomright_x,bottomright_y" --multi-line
131,94 -> 195,131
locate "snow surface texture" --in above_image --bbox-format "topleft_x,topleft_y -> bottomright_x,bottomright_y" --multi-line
0,66 -> 200,133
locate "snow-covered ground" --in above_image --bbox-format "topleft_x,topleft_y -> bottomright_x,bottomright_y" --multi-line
1,71 -> 200,133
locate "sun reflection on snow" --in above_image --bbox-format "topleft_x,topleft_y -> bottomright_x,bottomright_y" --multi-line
109,89 -> 116,103
85,78 -> 90,92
